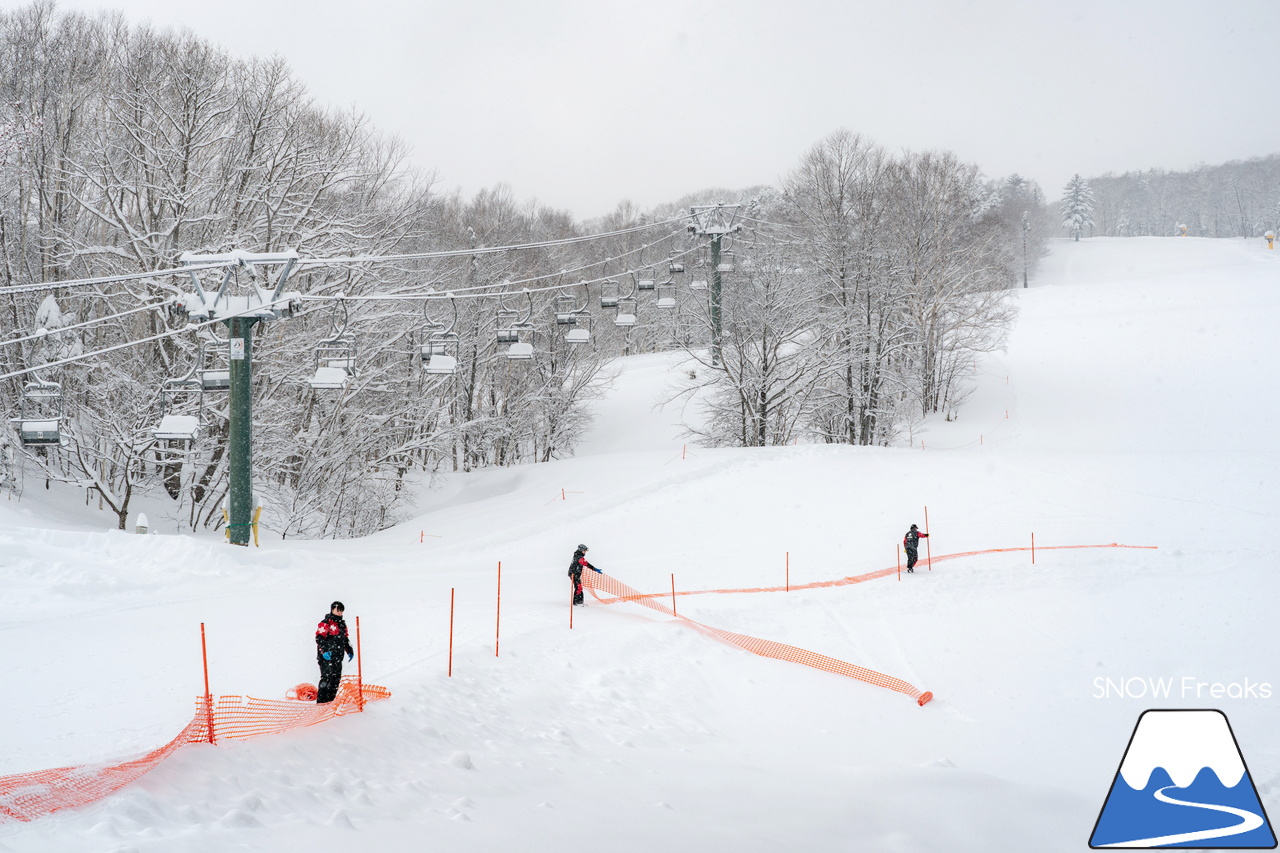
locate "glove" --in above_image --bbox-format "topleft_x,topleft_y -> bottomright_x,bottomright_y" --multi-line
322,651 -> 332,661
592,567 -> 602,573
346,650 -> 354,662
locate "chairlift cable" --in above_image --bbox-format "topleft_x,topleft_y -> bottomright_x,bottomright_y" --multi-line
0,300 -> 170,350
0,297 -> 296,384
297,215 -> 688,266
0,262 -> 235,297
298,239 -> 711,303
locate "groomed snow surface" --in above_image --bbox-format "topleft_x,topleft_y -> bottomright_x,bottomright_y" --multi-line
2,237 -> 1278,852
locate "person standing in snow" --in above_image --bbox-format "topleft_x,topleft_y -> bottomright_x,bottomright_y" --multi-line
568,544 -> 601,605
315,600 -> 354,703
903,524 -> 929,573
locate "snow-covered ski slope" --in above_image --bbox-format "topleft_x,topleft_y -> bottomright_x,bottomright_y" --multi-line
1,237 -> 1277,852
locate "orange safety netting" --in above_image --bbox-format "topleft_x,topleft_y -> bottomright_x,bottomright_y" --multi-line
0,676 -> 389,823
590,543 -> 1158,603
584,544 -> 1156,707
584,572 -> 934,707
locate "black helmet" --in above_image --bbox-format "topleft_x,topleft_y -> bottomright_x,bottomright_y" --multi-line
910,524 -> 918,530
577,544 -> 588,552
331,600 -> 345,612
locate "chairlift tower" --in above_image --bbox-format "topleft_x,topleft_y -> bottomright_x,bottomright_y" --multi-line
687,204 -> 741,366
174,250 -> 300,545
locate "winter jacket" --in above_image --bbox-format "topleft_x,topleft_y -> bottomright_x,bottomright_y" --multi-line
316,613 -> 354,662
568,550 -> 597,581
903,529 -> 929,550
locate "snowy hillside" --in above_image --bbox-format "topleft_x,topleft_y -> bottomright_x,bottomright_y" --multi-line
1,237 -> 1277,852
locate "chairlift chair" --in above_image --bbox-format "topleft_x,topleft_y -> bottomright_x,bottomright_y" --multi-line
416,293 -> 459,376
152,377 -> 203,442
656,280 -> 677,310
495,310 -> 522,344
198,338 -> 232,392
15,380 -> 63,446
668,257 -> 685,274
554,294 -> 579,325
717,250 -> 736,273
690,278 -> 708,290
310,337 -> 356,390
600,279 -> 620,309
422,332 -> 460,375
506,324 -> 535,360
613,305 -> 637,328
637,269 -> 656,292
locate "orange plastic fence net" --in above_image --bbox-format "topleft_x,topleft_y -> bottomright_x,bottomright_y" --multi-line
584,572 -> 933,707
0,676 -> 389,823
584,544 -> 1155,707
591,543 -> 1157,603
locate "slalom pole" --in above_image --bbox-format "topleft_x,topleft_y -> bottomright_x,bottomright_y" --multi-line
570,584 -> 574,630
356,616 -> 364,712
200,623 -> 215,744
897,545 -> 901,581
1032,533 -> 1036,565
924,506 -> 933,571
448,589 -> 455,677
495,561 -> 502,657
670,574 -> 677,617
786,551 -> 790,592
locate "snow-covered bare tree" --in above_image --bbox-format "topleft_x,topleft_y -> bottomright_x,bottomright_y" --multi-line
674,248 -> 823,447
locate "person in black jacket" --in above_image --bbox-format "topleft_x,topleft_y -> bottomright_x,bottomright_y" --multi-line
568,544 -> 600,605
903,524 -> 929,573
315,600 -> 354,703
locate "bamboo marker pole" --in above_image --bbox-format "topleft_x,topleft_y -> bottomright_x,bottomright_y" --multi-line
200,623 -> 215,744
670,574 -> 677,617
448,589 -> 455,677
356,616 -> 364,711
924,506 -> 933,571
495,562 -> 502,656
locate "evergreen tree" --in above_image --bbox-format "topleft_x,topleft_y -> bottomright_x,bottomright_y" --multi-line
1060,174 -> 1096,241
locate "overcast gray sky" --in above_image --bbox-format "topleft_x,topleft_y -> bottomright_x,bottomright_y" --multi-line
49,0 -> 1280,220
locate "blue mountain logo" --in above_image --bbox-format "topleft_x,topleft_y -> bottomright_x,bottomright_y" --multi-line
1090,709 -> 1276,848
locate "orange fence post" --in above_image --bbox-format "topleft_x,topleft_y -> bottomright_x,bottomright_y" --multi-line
671,573 -> 677,617
448,588 -> 455,677
356,616 -> 364,712
495,561 -> 502,657
1032,533 -> 1036,564
200,622 -> 215,744
924,506 -> 933,571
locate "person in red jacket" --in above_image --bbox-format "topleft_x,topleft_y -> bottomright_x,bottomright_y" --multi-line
315,600 -> 354,703
568,544 -> 601,605
903,524 -> 929,573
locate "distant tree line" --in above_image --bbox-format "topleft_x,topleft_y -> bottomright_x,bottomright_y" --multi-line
1076,155 -> 1280,239
0,3 -> 1050,536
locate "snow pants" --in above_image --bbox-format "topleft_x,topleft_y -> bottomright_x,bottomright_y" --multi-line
905,547 -> 919,570
317,656 -> 343,703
